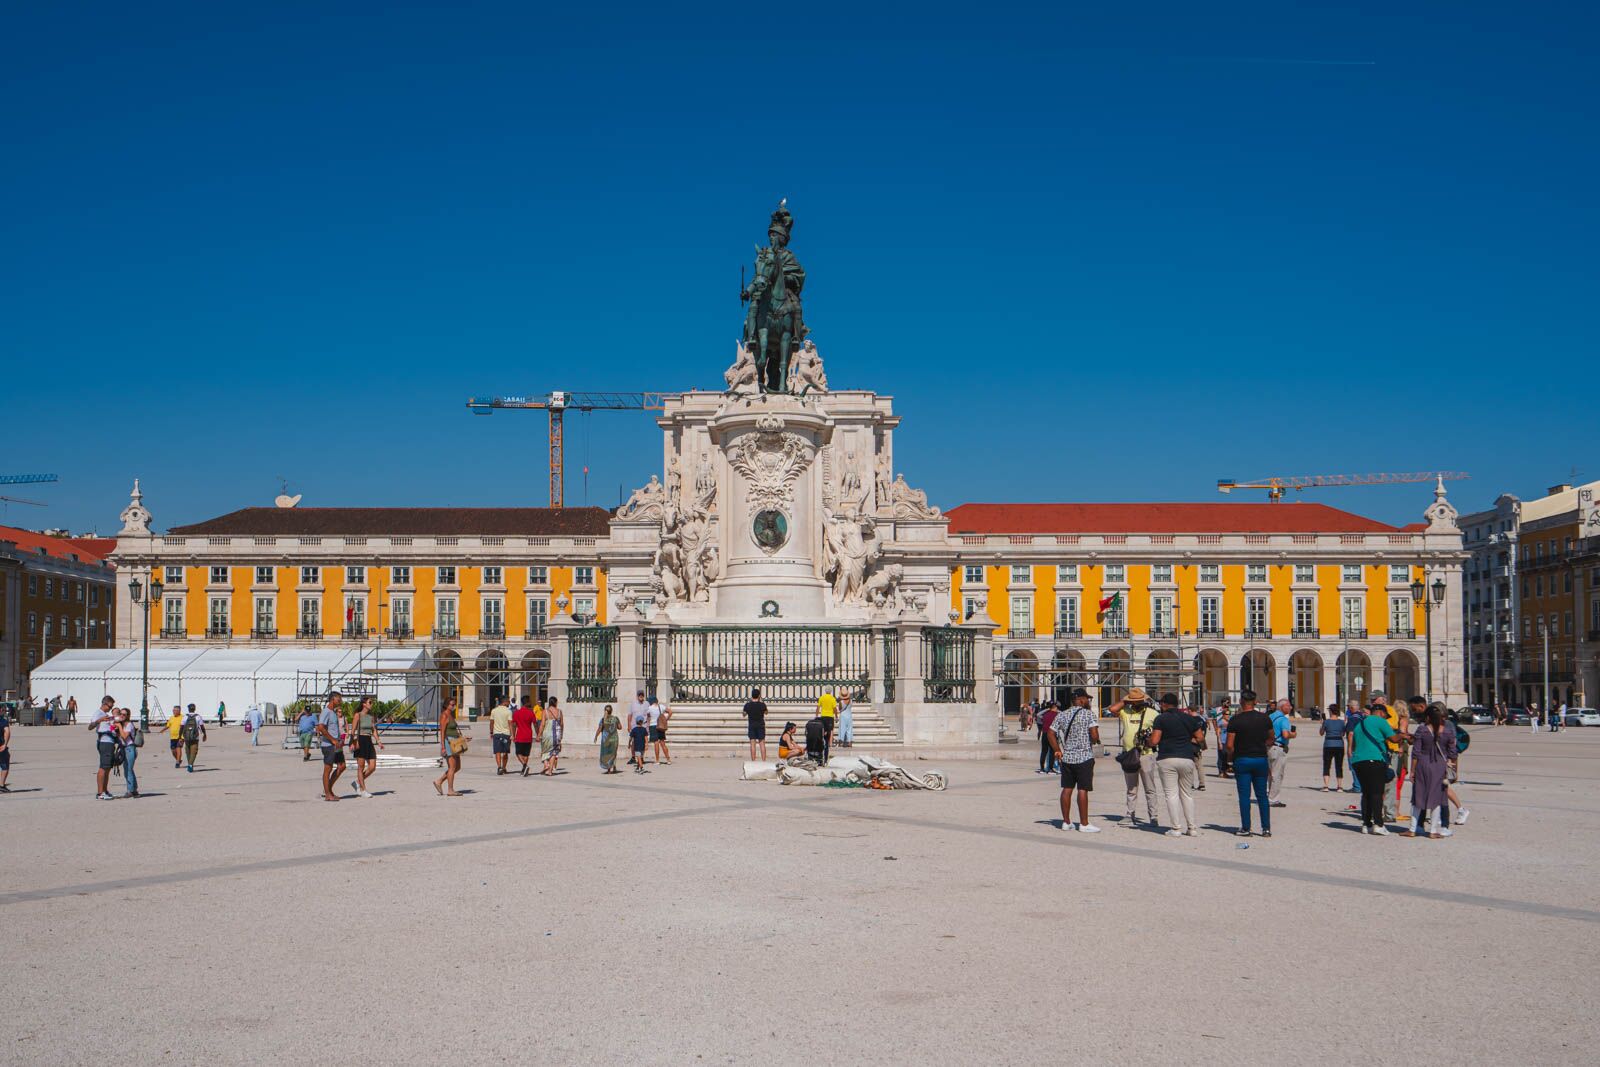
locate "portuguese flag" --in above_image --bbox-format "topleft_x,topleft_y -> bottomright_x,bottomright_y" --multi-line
1097,592 -> 1122,618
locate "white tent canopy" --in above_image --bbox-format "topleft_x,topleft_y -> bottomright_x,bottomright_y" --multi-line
30,646 -> 431,721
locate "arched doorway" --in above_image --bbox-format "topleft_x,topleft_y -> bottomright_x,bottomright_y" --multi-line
1240,649 -> 1277,703
1384,649 -> 1420,702
475,649 -> 509,711
520,650 -> 550,705
1335,649 -> 1372,708
1051,649 -> 1086,706
1289,649 -> 1323,712
433,649 -> 463,713
1196,649 -> 1229,705
1097,649 -> 1130,709
1002,649 -> 1039,716
1144,650 -> 1180,701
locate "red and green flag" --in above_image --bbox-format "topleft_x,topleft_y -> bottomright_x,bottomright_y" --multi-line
1097,592 -> 1122,617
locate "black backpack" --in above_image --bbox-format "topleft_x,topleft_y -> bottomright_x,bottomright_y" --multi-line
182,718 -> 201,743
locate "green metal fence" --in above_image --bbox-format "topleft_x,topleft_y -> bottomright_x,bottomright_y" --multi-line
568,626 -> 619,703
669,625 -> 870,704
922,626 -> 976,702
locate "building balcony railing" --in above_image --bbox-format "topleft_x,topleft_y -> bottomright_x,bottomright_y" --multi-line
1196,627 -> 1224,639
251,627 -> 276,640
480,626 -> 507,640
1388,627 -> 1416,639
206,625 -> 231,639
525,624 -> 550,639
1101,626 -> 1130,639
297,626 -> 322,640
385,625 -> 413,640
1054,625 -> 1081,639
1340,627 -> 1367,639
1008,627 -> 1035,639
434,626 -> 460,640
1292,627 -> 1319,638
160,626 -> 186,638
1244,626 -> 1272,638
1149,627 -> 1177,638
342,626 -> 369,640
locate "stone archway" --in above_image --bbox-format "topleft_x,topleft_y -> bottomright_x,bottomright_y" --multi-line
1002,649 -> 1040,716
1384,649 -> 1420,702
475,649 -> 509,711
1290,649 -> 1324,713
1195,649 -> 1229,705
433,649 -> 463,713
520,649 -> 550,705
1097,649 -> 1131,709
1144,650 -> 1181,701
1051,649 -> 1086,706
1336,650 -> 1372,708
1240,649 -> 1277,703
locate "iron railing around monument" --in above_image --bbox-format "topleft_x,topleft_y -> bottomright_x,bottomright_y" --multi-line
568,625 -> 619,703
641,628 -> 661,701
669,626 -> 870,704
922,626 -> 976,703
881,629 -> 897,703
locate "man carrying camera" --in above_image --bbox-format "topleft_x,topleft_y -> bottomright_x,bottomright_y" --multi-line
1106,687 -> 1162,828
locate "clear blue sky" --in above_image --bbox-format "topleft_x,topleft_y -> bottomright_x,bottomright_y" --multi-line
5,1 -> 1596,533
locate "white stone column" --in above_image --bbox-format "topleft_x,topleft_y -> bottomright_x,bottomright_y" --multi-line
547,614 -> 573,705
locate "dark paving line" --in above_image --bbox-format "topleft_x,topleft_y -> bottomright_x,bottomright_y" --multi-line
0,799 -> 761,906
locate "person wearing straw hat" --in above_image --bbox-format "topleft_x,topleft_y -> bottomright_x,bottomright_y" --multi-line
1106,687 -> 1162,828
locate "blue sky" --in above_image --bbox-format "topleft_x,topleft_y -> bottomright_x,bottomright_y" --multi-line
5,1 -> 1596,533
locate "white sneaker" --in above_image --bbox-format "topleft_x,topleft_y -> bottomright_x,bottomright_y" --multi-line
1370,825 -> 1391,836
1456,809 -> 1469,825
359,790 -> 373,798
1077,823 -> 1101,833
1061,822 -> 1076,832
1165,829 -> 1185,838
1437,828 -> 1453,837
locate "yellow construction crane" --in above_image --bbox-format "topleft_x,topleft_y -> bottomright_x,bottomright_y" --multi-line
466,392 -> 672,507
1216,471 -> 1470,502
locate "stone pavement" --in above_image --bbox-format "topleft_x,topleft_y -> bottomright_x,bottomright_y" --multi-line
2,724 -> 1596,1065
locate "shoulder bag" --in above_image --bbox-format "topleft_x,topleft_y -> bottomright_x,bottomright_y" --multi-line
449,734 -> 470,757
1359,719 -> 1397,782
1116,711 -> 1146,773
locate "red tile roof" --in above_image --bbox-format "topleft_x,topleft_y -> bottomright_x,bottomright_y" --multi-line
0,525 -> 117,566
944,502 -> 1403,535
167,507 -> 612,537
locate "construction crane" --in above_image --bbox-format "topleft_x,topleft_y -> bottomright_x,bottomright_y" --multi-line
466,392 -> 672,507
0,473 -> 58,509
1217,471 -> 1469,502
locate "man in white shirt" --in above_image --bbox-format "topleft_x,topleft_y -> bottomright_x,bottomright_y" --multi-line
245,704 -> 265,747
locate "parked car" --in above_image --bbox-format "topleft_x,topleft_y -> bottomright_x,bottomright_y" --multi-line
1503,707 -> 1531,725
1459,705 -> 1495,724
1563,707 -> 1600,727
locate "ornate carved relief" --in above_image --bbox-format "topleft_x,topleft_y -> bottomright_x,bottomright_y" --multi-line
616,475 -> 668,521
889,473 -> 941,520
727,413 -> 814,517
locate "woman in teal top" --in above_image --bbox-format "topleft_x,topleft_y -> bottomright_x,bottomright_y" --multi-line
1349,710 -> 1394,834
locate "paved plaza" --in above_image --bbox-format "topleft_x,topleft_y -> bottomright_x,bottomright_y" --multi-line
2,724 -> 1597,1065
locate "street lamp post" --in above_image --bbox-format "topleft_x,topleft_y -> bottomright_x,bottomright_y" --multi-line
127,575 -> 164,731
1410,574 -> 1447,702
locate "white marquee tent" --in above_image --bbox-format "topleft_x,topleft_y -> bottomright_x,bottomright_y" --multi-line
29,646 -> 432,721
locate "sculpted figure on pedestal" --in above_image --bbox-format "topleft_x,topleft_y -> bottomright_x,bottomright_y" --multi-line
739,200 -> 807,393
786,339 -> 827,394
874,450 -> 892,513
724,342 -> 760,395
655,493 -> 718,604
837,450 -> 871,518
616,475 -> 668,521
860,562 -> 904,610
889,473 -> 942,520
821,507 -> 882,605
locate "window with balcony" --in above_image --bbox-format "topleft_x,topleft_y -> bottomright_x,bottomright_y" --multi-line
528,566 -> 549,586
254,566 -> 274,585
390,596 -> 413,638
1246,564 -> 1267,583
573,595 -> 596,621
209,566 -> 229,584
1341,596 -> 1365,636
1101,598 -> 1127,636
574,566 -> 595,586
962,564 -> 984,585
1104,564 -> 1125,584
298,598 -> 321,637
1199,564 -> 1220,584
1246,596 -> 1268,634
391,566 -> 412,585
207,597 -> 229,636
253,597 -> 275,636
527,597 -> 549,637
299,566 -> 321,585
163,598 -> 184,634
345,566 -> 366,585
1010,565 -> 1031,585
482,597 -> 505,637
1294,563 -> 1314,583
344,596 -> 367,637
1009,595 -> 1032,636
1151,595 -> 1173,634
436,597 -> 458,637
165,566 -> 184,585
1056,595 -> 1079,634
436,566 -> 457,586
1342,565 -> 1362,584
1199,596 -> 1220,633
483,566 -> 503,586
1389,596 -> 1413,637
1151,564 -> 1172,583
1294,595 -> 1316,634
1056,564 -> 1078,583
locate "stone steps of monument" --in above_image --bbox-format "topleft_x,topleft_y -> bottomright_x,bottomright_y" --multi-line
661,704 -> 899,745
